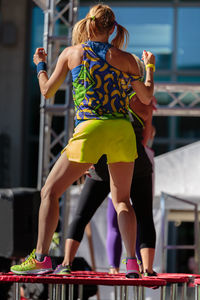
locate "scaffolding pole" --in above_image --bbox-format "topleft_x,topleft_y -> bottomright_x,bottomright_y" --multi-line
33,0 -> 78,254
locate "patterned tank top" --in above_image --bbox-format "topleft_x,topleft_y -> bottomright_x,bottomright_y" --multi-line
72,41 -> 142,122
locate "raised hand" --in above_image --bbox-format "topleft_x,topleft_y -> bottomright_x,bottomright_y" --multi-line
142,50 -> 155,66
33,48 -> 47,65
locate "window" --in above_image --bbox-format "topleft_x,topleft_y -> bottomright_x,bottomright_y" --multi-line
79,6 -> 174,71
177,8 -> 200,70
30,6 -> 44,66
177,117 -> 200,139
114,7 -> 174,71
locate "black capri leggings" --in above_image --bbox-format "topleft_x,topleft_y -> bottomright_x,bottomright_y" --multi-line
67,174 -> 156,250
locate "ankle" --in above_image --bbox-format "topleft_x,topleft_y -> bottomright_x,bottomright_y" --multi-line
126,256 -> 137,261
143,269 -> 157,276
109,266 -> 119,274
144,268 -> 153,273
62,261 -> 72,267
35,253 -> 47,262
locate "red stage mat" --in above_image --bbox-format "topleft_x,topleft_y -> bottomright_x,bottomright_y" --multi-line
0,271 -> 167,287
156,273 -> 190,283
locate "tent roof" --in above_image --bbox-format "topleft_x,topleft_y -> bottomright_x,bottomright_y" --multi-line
154,141 -> 200,200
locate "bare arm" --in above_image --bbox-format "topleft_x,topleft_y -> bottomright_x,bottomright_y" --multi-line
33,47 -> 70,99
129,51 -> 155,105
129,95 -> 154,145
142,107 -> 153,146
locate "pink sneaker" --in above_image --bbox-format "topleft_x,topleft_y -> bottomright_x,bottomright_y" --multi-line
10,249 -> 53,275
125,257 -> 141,278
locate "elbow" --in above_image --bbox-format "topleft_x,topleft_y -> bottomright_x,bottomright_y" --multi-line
41,87 -> 52,99
142,83 -> 154,105
43,92 -> 51,99
140,94 -> 153,105
141,87 -> 154,105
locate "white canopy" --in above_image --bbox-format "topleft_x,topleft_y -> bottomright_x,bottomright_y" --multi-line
155,141 -> 200,198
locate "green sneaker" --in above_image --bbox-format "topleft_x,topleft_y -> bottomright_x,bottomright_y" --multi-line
143,270 -> 157,277
53,264 -> 71,275
10,249 -> 53,275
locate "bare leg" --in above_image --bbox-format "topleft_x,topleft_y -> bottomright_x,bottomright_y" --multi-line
63,239 -> 80,265
36,152 -> 91,254
109,267 -> 119,274
108,162 -> 136,258
140,248 -> 155,273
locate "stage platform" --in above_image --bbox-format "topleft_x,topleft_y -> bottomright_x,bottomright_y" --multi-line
0,271 -> 167,300
1,271 -> 200,300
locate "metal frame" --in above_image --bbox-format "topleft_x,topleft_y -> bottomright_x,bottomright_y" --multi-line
13,280 -> 166,300
5,270 -> 168,300
32,0 -> 78,254
160,192 -> 200,273
154,84 -> 200,117
33,0 -> 79,189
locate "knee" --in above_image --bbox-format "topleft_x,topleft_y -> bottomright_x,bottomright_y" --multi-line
114,200 -> 132,214
41,183 -> 58,203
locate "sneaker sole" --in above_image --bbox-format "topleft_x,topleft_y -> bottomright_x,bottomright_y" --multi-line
11,268 -> 53,275
53,272 -> 71,275
126,272 -> 141,279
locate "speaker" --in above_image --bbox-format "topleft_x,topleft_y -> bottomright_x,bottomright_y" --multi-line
0,188 -> 41,258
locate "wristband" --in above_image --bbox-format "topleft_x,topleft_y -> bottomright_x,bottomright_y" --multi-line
145,64 -> 155,72
37,61 -> 47,74
37,70 -> 47,79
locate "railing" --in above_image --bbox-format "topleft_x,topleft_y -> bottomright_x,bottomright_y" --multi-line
154,83 -> 200,117
160,192 -> 200,273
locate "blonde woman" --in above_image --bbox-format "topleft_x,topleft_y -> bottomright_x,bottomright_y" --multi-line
11,4 -> 155,278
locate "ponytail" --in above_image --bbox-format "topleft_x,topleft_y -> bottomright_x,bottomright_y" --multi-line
72,15 -> 99,45
111,23 -> 129,50
72,19 -> 87,45
72,4 -> 129,50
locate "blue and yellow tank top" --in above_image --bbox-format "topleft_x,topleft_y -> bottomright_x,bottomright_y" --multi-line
71,41 -> 142,123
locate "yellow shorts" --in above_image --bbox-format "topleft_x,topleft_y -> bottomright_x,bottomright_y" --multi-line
62,119 -> 138,164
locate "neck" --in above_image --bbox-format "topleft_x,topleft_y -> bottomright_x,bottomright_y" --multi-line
90,33 -> 109,43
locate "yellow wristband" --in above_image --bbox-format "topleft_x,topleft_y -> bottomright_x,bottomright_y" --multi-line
145,64 -> 155,72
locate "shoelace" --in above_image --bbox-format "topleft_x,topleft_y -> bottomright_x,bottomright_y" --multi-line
21,249 -> 36,266
54,264 -> 62,272
54,264 -> 71,272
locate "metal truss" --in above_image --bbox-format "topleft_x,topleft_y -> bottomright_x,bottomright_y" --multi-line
154,83 -> 200,117
32,0 -> 79,188
32,0 -> 78,254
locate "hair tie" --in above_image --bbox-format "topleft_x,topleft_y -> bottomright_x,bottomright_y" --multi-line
91,16 -> 95,21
